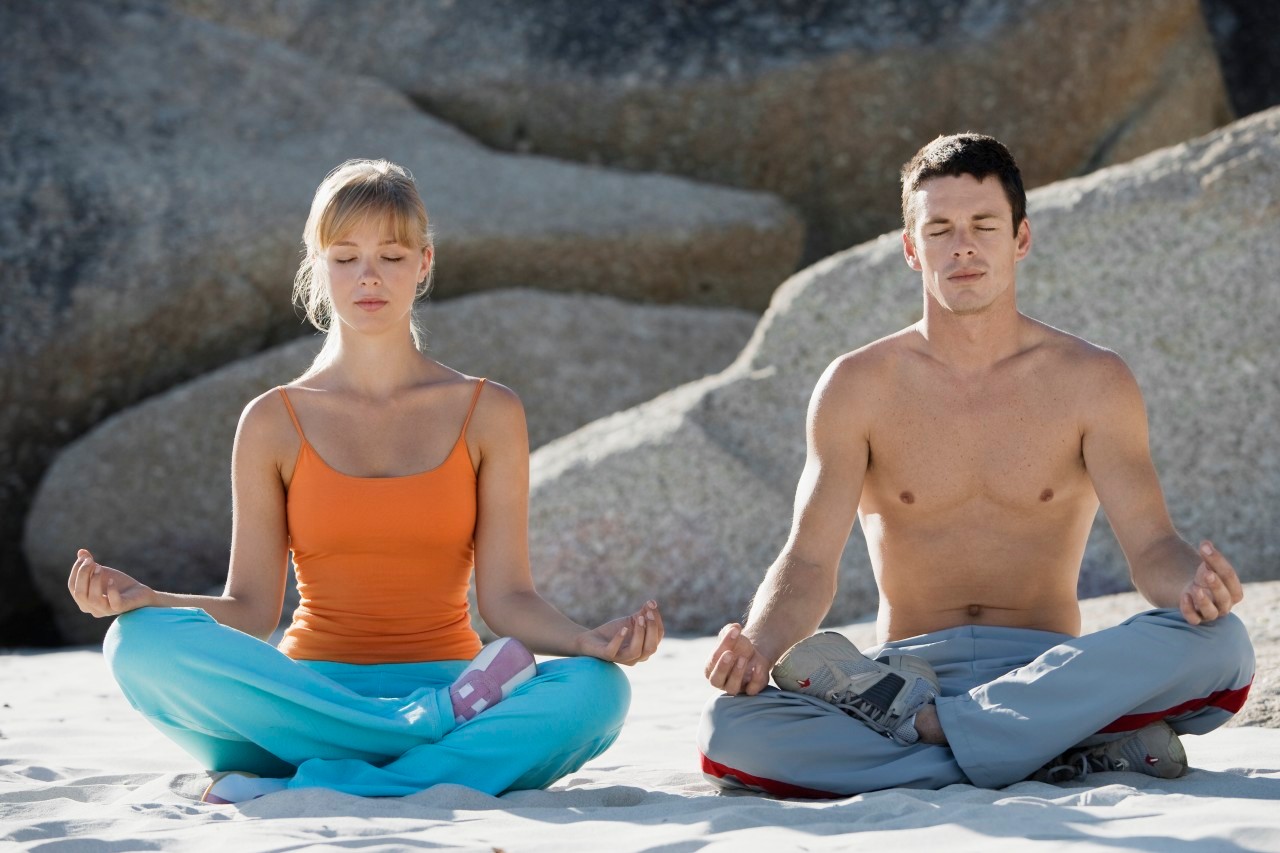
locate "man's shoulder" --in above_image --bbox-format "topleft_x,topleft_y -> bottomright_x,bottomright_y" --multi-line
827,326 -> 921,380
1028,320 -> 1132,377
1026,321 -> 1143,414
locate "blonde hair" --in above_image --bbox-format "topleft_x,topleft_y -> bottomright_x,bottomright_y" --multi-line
293,159 -> 435,377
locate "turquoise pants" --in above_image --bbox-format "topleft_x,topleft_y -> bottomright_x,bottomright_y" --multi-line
104,607 -> 630,796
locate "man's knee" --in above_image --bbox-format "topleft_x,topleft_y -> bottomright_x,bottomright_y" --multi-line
698,692 -> 766,765
1127,608 -> 1254,681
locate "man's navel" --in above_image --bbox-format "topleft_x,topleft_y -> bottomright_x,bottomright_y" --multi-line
967,603 -> 983,618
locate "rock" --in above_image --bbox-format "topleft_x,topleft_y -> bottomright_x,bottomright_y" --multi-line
25,290 -> 756,644
0,0 -> 802,641
177,0 -> 1232,258
1202,0 -> 1280,117
525,108 -> 1280,633
835,581 -> 1280,730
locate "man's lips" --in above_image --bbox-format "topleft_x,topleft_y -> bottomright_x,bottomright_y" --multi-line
948,269 -> 985,282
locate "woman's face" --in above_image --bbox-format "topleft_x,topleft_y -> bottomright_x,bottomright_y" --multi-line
322,214 -> 432,339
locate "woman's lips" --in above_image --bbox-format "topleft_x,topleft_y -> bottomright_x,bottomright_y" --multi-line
355,299 -> 388,312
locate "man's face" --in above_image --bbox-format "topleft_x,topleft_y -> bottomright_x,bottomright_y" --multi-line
902,174 -> 1031,316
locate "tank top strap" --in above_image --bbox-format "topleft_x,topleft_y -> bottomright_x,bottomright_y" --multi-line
276,387 -> 306,439
459,378 -> 487,438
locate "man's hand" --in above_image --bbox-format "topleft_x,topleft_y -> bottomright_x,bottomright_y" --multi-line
705,623 -> 771,696
1180,540 -> 1245,625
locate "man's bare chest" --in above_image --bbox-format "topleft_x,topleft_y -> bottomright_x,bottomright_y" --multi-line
865,383 -> 1088,512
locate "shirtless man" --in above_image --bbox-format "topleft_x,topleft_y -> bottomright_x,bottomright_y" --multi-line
697,134 -> 1255,797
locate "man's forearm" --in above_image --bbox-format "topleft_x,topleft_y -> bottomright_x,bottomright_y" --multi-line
742,554 -> 837,664
1130,534 -> 1201,609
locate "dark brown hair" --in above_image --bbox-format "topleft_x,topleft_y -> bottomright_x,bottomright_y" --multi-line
900,134 -> 1026,234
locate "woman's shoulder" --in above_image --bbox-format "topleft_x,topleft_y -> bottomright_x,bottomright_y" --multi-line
235,386 -> 304,446
460,377 -> 527,447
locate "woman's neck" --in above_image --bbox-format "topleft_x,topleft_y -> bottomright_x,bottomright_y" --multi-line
317,329 -> 433,400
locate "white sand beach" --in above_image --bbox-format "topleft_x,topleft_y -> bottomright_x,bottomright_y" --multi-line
3,592 -> 1279,852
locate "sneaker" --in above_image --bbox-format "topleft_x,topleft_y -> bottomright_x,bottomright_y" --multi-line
450,637 -> 537,723
1031,721 -> 1188,783
771,632 -> 940,745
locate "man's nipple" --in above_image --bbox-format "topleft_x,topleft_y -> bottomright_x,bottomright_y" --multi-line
899,491 -> 915,505
1039,488 -> 1054,502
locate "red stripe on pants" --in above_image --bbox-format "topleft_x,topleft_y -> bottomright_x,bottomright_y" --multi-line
700,753 -> 841,799
1100,679 -> 1253,734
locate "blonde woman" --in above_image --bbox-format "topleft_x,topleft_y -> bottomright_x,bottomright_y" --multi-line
68,159 -> 662,804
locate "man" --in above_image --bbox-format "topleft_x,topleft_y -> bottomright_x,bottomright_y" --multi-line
697,133 -> 1254,797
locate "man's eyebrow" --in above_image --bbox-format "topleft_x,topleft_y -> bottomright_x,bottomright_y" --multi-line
924,211 -> 1003,226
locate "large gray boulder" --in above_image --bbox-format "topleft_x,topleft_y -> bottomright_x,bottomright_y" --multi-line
177,0 -> 1232,258
0,0 -> 801,641
25,290 -> 756,644
526,108 -> 1280,633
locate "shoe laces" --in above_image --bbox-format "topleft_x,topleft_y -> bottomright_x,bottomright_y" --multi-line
1041,750 -> 1130,782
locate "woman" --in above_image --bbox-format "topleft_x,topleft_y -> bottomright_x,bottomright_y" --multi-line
67,159 -> 662,804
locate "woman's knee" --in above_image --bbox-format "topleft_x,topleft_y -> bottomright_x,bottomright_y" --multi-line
104,607 -> 211,683
541,657 -> 631,733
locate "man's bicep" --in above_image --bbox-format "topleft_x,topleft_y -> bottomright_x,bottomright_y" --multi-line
1081,357 -> 1178,560
784,369 -> 870,568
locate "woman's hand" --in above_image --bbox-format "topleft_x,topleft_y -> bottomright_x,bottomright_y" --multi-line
573,600 -> 663,665
67,549 -> 155,618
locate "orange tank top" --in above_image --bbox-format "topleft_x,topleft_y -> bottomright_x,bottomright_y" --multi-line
275,380 -> 485,664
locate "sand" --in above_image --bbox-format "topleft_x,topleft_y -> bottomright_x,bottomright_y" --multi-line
3,608 -> 1278,851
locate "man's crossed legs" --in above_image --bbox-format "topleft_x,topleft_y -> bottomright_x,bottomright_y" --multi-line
698,609 -> 1254,797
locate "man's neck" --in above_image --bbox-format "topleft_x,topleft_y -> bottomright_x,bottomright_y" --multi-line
917,296 -> 1027,375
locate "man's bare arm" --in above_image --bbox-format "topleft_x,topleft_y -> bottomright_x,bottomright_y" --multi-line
706,357 -> 870,694
1082,353 -> 1243,623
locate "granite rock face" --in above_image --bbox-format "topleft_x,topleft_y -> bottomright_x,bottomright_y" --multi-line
178,0 -> 1232,258
25,290 -> 755,644
526,108 -> 1280,633
0,0 -> 800,641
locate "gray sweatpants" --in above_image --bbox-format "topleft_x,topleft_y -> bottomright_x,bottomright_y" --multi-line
698,609 -> 1254,797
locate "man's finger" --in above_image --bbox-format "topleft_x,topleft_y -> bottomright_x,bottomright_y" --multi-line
707,650 -> 738,690
746,658 -> 770,695
1180,591 -> 1201,626
1194,585 -> 1221,622
1200,541 -> 1245,603
721,655 -> 749,695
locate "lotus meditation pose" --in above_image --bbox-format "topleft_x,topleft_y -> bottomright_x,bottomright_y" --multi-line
68,159 -> 662,804
698,134 -> 1253,797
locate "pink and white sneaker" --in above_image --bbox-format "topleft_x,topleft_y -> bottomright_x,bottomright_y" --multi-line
450,637 -> 537,723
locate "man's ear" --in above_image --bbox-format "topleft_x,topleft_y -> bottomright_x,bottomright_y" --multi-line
1014,218 -> 1032,262
902,230 -> 922,271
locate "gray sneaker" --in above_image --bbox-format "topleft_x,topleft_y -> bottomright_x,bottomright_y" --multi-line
771,631 -> 940,745
1032,721 -> 1189,783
